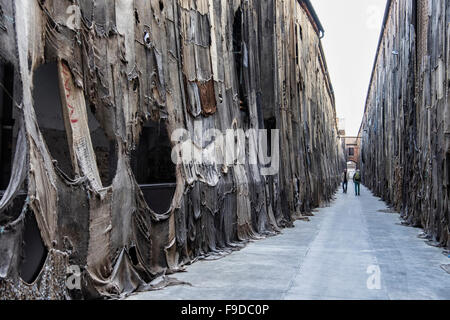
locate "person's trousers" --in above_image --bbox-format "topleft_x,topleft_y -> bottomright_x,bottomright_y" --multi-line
343,182 -> 348,193
354,182 -> 360,196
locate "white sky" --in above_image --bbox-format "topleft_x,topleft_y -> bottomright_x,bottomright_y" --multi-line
311,0 -> 387,136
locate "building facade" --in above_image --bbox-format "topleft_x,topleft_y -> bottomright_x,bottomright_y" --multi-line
0,0 -> 343,299
359,0 -> 449,247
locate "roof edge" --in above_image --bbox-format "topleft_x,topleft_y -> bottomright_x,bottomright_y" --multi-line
300,0 -> 325,36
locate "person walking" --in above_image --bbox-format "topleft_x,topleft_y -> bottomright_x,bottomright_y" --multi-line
353,169 -> 361,196
342,169 -> 348,193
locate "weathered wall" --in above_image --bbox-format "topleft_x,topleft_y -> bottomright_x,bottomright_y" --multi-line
360,0 -> 449,247
0,0 -> 343,299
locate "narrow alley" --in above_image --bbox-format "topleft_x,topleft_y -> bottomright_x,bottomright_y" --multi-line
129,185 -> 450,300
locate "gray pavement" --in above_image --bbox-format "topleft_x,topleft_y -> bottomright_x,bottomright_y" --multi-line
127,184 -> 450,300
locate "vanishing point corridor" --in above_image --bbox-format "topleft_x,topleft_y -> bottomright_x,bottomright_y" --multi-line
129,184 -> 450,300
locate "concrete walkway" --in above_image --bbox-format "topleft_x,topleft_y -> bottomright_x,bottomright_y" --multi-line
128,185 -> 450,300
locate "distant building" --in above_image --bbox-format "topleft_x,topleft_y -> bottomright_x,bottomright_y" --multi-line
340,136 -> 361,169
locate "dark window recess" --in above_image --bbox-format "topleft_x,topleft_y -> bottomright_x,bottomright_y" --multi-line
446,154 -> 450,199
233,7 -> 248,112
0,61 -> 16,190
19,210 -> 48,284
128,245 -> 139,266
348,148 -> 355,156
264,117 -> 277,158
131,119 -> 176,214
0,60 -> 26,223
33,63 -> 75,178
87,105 -> 117,186
0,192 -> 27,224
